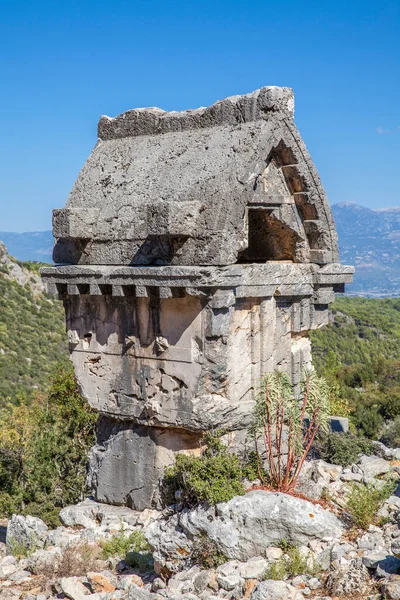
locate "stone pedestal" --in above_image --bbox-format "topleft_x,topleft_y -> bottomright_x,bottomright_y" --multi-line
42,263 -> 352,508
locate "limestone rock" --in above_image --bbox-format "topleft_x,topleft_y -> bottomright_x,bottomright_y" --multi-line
325,558 -> 369,596
265,547 -> 283,561
192,570 -> 213,593
373,442 -> 398,460
250,580 -> 304,599
362,549 -> 389,569
392,538 -> 400,558
146,512 -> 192,575
358,455 -> 391,479
59,498 -> 143,530
381,577 -> 400,600
239,557 -> 269,580
87,571 -> 116,593
8,568 -> 31,583
25,547 -> 62,575
147,490 -> 343,571
181,491 -> 342,558
216,573 -> 244,591
60,576 -> 99,600
6,515 -> 48,553
127,584 -> 159,599
59,499 -> 100,528
46,526 -> 81,548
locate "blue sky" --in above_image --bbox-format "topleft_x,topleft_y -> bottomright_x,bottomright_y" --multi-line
0,0 -> 399,232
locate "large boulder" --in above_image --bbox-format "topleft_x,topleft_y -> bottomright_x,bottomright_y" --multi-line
59,498 -> 157,531
357,455 -> 392,480
59,499 -> 100,529
25,547 -> 62,575
6,515 -> 48,553
146,490 -> 343,573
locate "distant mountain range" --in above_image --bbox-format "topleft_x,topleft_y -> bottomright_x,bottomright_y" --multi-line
332,202 -> 400,297
1,203 -> 400,296
0,231 -> 53,263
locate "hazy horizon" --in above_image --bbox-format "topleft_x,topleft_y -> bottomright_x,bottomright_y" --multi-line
1,0 -> 399,232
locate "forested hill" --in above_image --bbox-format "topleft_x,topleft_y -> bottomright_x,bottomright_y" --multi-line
310,296 -> 400,439
311,296 -> 400,369
0,242 -> 67,404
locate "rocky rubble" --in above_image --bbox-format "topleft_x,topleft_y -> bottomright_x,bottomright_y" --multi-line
3,448 -> 400,599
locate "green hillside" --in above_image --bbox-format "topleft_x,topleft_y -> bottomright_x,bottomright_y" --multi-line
0,266 -> 68,403
311,296 -> 400,439
311,296 -> 400,368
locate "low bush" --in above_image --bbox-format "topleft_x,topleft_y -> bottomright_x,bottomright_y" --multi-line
7,535 -> 40,559
164,430 -> 244,506
56,543 -> 102,578
100,528 -> 149,559
100,528 -> 153,572
191,533 -> 226,569
380,417 -> 400,448
263,545 -> 319,580
313,432 -> 373,467
0,270 -> 68,403
0,364 -> 97,523
352,404 -> 385,439
346,480 -> 396,530
264,559 -> 287,581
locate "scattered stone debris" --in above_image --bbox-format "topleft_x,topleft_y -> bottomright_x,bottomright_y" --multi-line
2,445 -> 400,599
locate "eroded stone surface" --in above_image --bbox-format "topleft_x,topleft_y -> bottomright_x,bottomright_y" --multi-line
51,87 -> 338,267
146,491 -> 343,571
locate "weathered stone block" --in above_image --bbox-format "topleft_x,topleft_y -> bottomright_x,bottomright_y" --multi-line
42,87 -> 354,508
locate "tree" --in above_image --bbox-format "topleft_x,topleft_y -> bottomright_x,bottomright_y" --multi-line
0,364 -> 97,524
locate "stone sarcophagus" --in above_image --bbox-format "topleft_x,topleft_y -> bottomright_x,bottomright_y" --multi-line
42,87 -> 353,509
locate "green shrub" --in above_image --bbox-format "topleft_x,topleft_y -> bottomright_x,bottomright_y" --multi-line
242,450 -> 266,482
191,533 -> 227,569
380,395 -> 400,421
7,533 -> 40,559
164,430 -> 244,506
313,432 -> 373,467
0,270 -> 68,403
22,502 -> 62,529
264,559 -> 288,581
346,480 -> 396,530
0,364 -> 97,523
352,404 -> 384,439
380,417 -> 400,448
101,528 -> 149,558
101,528 -> 153,572
0,492 -> 20,517
263,545 -> 319,580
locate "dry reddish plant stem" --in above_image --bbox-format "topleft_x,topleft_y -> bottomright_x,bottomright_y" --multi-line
256,377 -> 321,493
